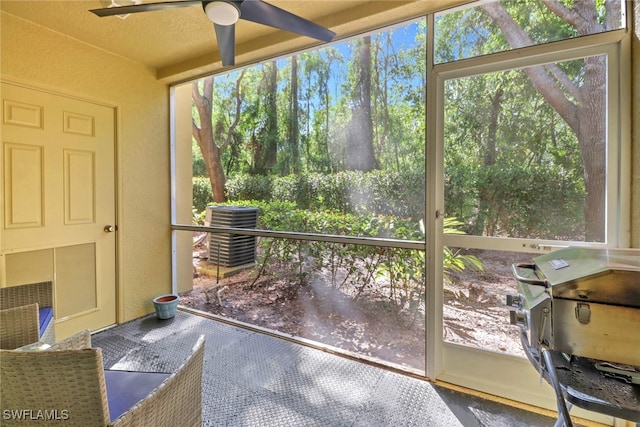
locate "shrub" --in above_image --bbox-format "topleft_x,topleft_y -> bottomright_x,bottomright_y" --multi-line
224,170 -> 425,220
193,177 -> 213,213
445,163 -> 585,240
204,201 -> 480,317
226,175 -> 272,201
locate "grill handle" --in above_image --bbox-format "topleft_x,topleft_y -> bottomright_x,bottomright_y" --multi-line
511,263 -> 547,287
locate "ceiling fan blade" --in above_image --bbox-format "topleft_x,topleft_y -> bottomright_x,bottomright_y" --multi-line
90,0 -> 201,17
214,23 -> 236,66
239,1 -> 335,42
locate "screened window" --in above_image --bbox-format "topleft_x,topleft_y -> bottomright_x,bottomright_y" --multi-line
191,20 -> 427,241
185,20 -> 429,373
444,55 -> 608,242
434,0 -> 624,64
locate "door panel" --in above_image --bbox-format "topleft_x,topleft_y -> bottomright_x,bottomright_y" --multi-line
56,243 -> 97,319
1,82 -> 116,338
4,249 -> 54,285
3,142 -> 44,228
64,149 -> 96,224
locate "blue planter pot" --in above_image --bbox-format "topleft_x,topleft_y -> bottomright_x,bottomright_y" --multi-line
153,294 -> 179,319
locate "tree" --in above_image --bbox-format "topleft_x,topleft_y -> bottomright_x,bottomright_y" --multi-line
301,48 -> 342,173
371,23 -> 427,173
480,0 -> 619,241
285,55 -> 300,174
345,35 -> 376,171
474,85 -> 504,236
251,61 -> 279,175
192,71 -> 245,203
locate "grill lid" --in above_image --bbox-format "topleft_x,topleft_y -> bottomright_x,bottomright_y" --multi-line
532,247 -> 640,307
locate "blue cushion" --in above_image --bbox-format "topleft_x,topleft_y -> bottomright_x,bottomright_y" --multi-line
104,370 -> 170,421
38,307 -> 53,336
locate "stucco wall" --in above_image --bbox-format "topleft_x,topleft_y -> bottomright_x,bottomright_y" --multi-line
633,3 -> 640,248
1,12 -> 172,322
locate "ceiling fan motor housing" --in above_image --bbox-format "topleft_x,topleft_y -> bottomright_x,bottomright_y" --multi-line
203,1 -> 241,26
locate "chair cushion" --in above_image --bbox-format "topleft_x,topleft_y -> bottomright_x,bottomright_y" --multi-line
38,307 -> 53,336
104,370 -> 171,421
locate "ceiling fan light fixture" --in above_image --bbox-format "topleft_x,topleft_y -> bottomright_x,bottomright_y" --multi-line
204,1 -> 240,26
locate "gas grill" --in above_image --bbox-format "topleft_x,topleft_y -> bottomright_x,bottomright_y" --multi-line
508,247 -> 640,426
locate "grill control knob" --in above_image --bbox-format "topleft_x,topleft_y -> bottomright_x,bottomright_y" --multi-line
506,293 -> 523,308
509,310 -> 527,327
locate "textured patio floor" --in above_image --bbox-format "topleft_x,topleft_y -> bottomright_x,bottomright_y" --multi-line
92,309 -> 561,427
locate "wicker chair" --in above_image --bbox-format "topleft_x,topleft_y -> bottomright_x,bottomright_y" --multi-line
0,282 -> 55,347
0,330 -> 205,427
0,303 -> 40,349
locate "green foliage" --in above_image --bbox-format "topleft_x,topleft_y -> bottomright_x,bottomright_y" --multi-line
193,177 -> 213,213
198,21 -> 427,178
440,218 -> 484,283
225,175 -> 272,201
226,170 -> 425,221
193,158 -> 207,178
205,200 -> 482,317
192,139 -> 207,177
443,63 -> 586,240
434,0 -> 600,63
445,163 -> 585,239
192,208 -> 206,225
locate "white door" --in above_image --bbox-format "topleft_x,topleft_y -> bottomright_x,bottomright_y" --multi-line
1,82 -> 117,339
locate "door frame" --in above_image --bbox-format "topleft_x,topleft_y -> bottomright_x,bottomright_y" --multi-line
425,33 -> 628,421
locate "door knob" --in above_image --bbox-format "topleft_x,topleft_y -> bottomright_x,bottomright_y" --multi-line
104,225 -> 117,233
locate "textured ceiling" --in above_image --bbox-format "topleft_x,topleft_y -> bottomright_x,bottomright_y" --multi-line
2,0 -> 468,82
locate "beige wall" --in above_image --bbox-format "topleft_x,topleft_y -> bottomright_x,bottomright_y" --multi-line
633,3 -> 640,248
1,12 -> 172,322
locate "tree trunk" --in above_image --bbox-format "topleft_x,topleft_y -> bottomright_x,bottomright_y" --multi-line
288,55 -> 300,174
265,61 -> 278,171
192,72 -> 246,203
475,87 -> 503,236
347,36 -> 376,171
578,55 -> 606,241
252,61 -> 279,175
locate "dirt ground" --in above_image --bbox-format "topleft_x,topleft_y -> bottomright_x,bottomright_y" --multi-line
442,249 -> 531,356
179,240 -> 531,371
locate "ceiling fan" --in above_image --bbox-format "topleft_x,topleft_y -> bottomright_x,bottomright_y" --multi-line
90,0 -> 336,66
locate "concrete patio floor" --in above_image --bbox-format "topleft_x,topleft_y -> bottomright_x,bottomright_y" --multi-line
92,309 -> 565,427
